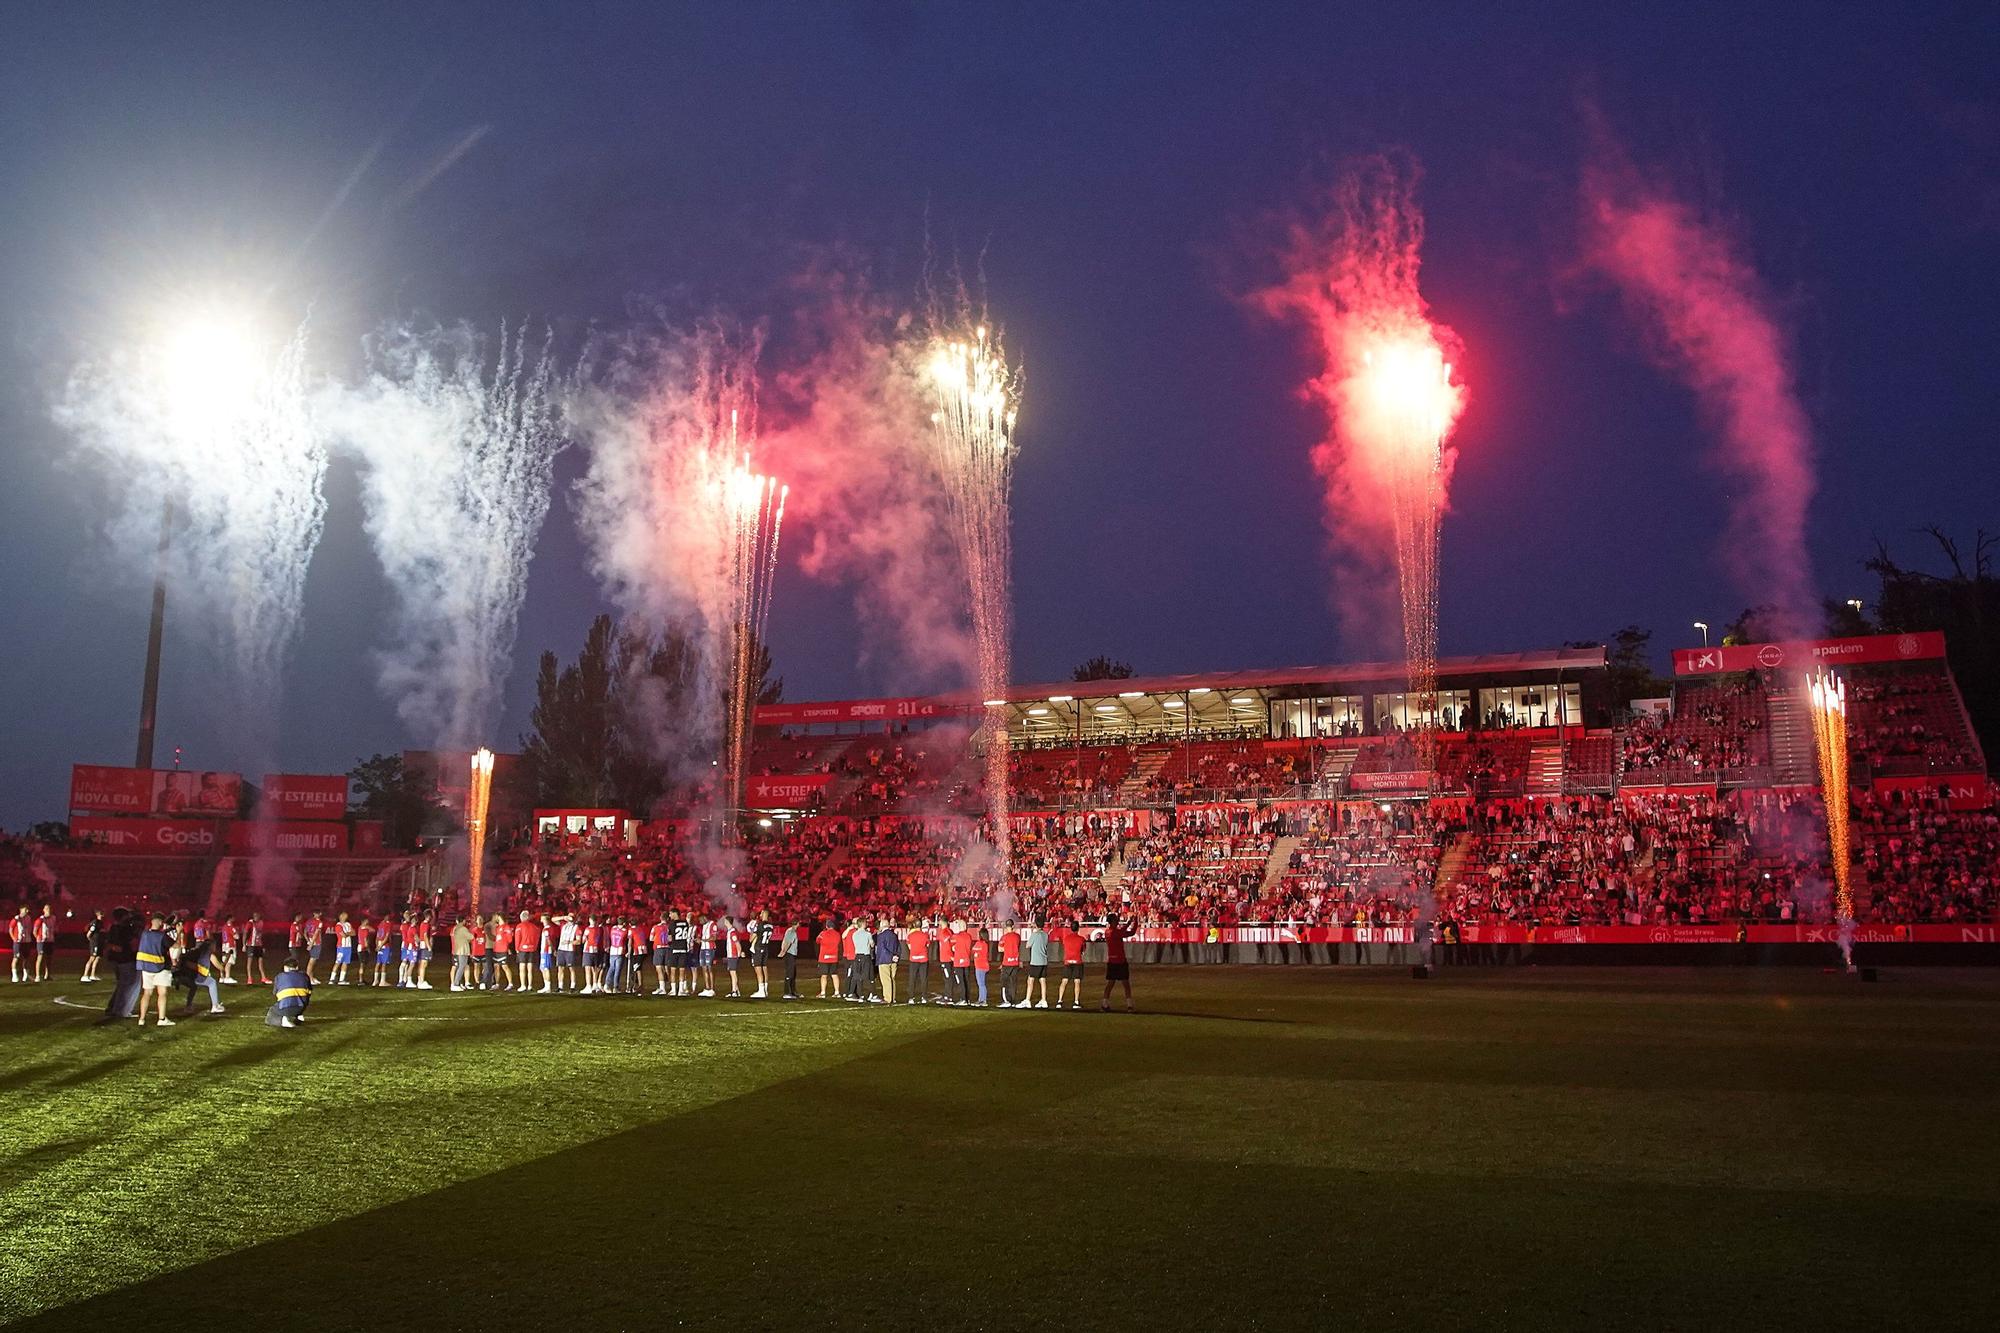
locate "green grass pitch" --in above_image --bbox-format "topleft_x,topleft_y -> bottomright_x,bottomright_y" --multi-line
2,966 -> 1996,1330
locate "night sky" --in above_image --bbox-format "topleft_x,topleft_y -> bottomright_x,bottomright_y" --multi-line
1,2 -> 1995,828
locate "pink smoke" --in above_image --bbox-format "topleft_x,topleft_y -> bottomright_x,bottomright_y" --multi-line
1249,158 -> 1467,656
1580,144 -> 1817,633
761,267 -> 978,693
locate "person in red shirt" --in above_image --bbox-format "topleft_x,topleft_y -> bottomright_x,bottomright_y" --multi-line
816,920 -> 841,1000
905,918 -> 931,1005
468,920 -> 489,990
514,911 -> 543,993
1057,920 -> 1088,1010
970,926 -> 993,1007
1100,913 -> 1135,1012
949,920 -> 975,1006
997,922 -> 1023,1007
372,915 -> 398,988
493,917 -> 516,991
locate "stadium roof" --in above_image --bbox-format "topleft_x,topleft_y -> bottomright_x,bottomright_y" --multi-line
755,646 -> 1606,730
1004,646 -> 1607,703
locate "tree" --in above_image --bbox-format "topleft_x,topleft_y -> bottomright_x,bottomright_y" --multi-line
1071,655 -> 1135,682
520,616 -> 787,815
1720,606 -> 1786,646
348,753 -> 447,850
1567,626 -> 1667,711
1860,528 -> 2000,761
519,615 -> 621,809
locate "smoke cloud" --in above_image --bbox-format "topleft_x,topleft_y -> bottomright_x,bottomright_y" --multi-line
54,321 -> 328,722
567,320 -> 763,786
321,321 -> 563,748
1580,138 -> 1817,634
761,269 -> 977,692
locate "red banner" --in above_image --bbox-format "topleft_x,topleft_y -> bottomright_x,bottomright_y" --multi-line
754,696 -> 977,726
1869,774 -> 1991,810
1672,631 -> 1945,676
71,815 -> 223,855
743,773 -> 835,807
69,764 -> 243,815
1348,770 -> 1431,793
226,820 -> 349,856
261,773 -> 349,821
69,764 -> 155,814
1453,922 -> 1999,945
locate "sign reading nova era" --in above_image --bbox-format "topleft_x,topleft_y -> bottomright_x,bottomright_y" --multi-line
69,764 -> 243,815
1671,631 -> 1945,676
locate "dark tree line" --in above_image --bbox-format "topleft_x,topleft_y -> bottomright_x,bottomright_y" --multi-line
518,615 -> 781,813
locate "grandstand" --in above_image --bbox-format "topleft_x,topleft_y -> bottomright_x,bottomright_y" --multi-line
9,633 -> 1994,942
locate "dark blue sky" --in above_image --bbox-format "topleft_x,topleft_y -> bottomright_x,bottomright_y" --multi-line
2,1 -> 1995,827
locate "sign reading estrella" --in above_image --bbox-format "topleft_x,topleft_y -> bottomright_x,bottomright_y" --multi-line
742,774 -> 835,807
1671,631 -> 1945,676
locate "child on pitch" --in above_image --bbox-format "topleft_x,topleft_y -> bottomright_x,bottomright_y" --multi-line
1020,919 -> 1051,1008
1056,921 -> 1086,1011
177,935 -> 226,1016
553,913 -> 579,994
398,913 -> 421,989
8,907 -> 27,983
268,953 -> 314,1029
816,918 -> 840,999
605,917 -> 627,995
492,914 -> 515,991
245,914 -> 269,985
133,913 -> 179,1027
650,913 -> 672,996
372,913 -> 397,987
329,912 -> 355,986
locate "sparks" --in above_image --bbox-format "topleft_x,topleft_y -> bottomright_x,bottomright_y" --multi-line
465,747 -> 495,918
923,321 -> 1020,866
1806,668 -> 1855,968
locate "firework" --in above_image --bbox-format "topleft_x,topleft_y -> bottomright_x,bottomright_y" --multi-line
326,322 -> 563,748
720,414 -> 788,827
465,747 -> 495,918
55,305 -> 328,707
1252,163 -> 1466,776
924,323 -> 1020,864
1807,669 -> 1855,967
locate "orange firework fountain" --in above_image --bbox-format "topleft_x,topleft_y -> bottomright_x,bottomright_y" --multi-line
465,747 -> 494,918
925,323 -> 1020,867
1806,669 -> 1856,968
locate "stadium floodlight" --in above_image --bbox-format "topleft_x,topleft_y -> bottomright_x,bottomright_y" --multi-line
1162,699 -> 1185,710
1048,695 -> 1073,702
982,698 -> 1006,707
1028,706 -> 1050,716
1118,691 -> 1144,698
1190,687 -> 1212,695
159,305 -> 266,439
1094,704 -> 1118,713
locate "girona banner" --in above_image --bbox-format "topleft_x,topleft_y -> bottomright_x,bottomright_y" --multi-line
226,819 -> 349,856
1672,631 -> 1945,676
743,773 -> 835,807
1870,774 -> 1991,810
261,773 -> 349,820
753,696 -> 977,726
71,815 -> 224,855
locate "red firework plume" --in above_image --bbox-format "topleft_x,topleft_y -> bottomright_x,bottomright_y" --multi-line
1252,158 -> 1467,764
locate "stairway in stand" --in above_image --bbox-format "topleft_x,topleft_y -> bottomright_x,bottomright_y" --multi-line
1115,750 -> 1170,804
1257,834 -> 1302,899
1099,837 -> 1136,900
1525,743 -> 1565,796
1431,832 -> 1471,897
1765,688 -> 1819,785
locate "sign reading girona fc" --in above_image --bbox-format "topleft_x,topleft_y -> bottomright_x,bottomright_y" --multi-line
261,773 -> 350,821
1671,631 -> 1946,676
